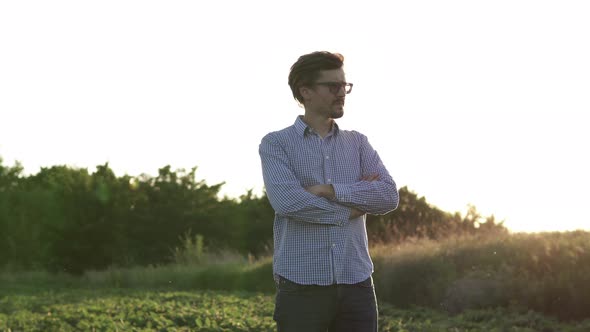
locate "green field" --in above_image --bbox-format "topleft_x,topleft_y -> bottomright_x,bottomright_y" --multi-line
3,231 -> 590,331
2,287 -> 590,332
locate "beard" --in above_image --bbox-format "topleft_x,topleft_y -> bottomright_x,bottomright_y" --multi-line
330,108 -> 344,119
330,100 -> 345,118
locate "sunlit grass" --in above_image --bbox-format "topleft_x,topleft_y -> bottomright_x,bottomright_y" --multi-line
2,231 -> 590,322
371,231 -> 590,320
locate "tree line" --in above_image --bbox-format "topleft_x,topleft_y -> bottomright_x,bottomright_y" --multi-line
0,158 -> 506,274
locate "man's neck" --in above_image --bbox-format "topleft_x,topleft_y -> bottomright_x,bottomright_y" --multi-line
302,113 -> 333,138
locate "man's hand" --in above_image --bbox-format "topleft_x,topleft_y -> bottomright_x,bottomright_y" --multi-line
305,184 -> 335,199
362,174 -> 380,182
344,175 -> 379,218
306,182 -> 369,219
306,176 -> 379,198
349,208 -> 365,219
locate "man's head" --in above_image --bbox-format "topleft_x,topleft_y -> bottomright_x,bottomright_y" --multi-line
288,51 -> 353,119
288,51 -> 344,104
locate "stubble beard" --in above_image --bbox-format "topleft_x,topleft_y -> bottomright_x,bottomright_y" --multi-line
330,101 -> 345,119
330,108 -> 344,119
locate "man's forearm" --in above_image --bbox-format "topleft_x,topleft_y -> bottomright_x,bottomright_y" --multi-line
322,174 -> 398,215
332,180 -> 398,215
306,184 -> 365,220
261,135 -> 351,226
306,174 -> 396,216
305,184 -> 335,199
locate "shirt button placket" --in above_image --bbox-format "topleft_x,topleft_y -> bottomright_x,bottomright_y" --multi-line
323,143 -> 332,185
326,152 -> 331,182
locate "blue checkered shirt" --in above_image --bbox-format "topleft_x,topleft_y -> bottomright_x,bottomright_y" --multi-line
259,116 -> 399,285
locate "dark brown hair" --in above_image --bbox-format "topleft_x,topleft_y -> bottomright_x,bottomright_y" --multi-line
288,51 -> 344,104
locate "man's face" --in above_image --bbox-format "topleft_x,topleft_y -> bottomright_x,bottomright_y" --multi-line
302,68 -> 347,119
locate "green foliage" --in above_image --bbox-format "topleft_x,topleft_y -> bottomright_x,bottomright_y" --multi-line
0,289 -> 276,331
6,156 -> 584,323
1,288 -> 589,331
0,157 -> 23,190
172,230 -> 206,265
2,231 -> 590,322
367,187 -> 507,243
0,156 -> 506,275
83,257 -> 274,294
0,159 -> 275,273
371,231 -> 590,321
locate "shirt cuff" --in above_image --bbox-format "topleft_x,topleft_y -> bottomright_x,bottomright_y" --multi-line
335,204 -> 351,226
332,183 -> 352,204
313,202 -> 350,226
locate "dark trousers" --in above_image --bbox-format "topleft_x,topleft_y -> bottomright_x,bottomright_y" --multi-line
273,275 -> 378,332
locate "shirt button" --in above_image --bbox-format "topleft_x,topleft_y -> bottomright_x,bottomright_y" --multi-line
327,179 -> 331,183
325,156 -> 329,159
332,243 -> 336,248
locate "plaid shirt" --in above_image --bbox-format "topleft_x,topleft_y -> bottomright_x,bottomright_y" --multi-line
259,116 -> 399,285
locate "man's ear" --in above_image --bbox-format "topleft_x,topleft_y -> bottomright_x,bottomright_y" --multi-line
299,86 -> 312,100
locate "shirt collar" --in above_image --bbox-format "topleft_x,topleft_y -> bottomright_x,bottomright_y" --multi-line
294,115 -> 340,137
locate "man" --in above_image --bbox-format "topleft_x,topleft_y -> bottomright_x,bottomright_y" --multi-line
259,51 -> 399,332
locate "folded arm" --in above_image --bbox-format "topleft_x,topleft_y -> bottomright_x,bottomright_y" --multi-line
259,134 -> 354,226
331,134 -> 399,215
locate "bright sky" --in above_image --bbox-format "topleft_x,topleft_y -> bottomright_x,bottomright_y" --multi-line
1,1 -> 589,233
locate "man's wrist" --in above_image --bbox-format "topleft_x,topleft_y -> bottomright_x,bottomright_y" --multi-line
305,184 -> 335,199
349,207 -> 365,219
325,184 -> 335,199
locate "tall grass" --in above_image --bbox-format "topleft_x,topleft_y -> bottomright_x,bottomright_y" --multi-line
0,232 -> 274,293
371,231 -> 590,321
2,231 -> 589,321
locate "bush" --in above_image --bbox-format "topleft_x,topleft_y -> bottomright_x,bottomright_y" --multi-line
372,231 -> 590,321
